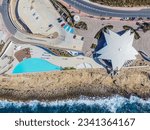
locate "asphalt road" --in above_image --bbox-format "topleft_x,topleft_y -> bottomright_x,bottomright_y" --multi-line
0,0 -> 17,34
1,0 -> 150,36
64,0 -> 150,17
0,0 -> 83,51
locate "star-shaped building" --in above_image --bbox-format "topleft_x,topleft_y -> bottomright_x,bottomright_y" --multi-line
97,29 -> 138,70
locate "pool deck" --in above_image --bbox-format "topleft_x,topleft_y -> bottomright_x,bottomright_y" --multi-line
1,18 -> 150,75
0,0 -> 150,75
13,58 -> 62,74
3,42 -> 102,75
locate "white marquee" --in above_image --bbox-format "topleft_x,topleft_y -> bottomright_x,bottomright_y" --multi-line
97,29 -> 138,70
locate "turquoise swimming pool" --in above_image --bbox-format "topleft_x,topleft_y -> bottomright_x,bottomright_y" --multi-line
13,58 -> 62,74
63,24 -> 74,33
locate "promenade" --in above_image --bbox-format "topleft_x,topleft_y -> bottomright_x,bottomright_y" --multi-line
77,16 -> 150,55
0,0 -> 150,75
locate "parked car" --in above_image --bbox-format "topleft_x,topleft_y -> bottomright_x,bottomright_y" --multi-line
73,35 -> 76,39
129,17 -> 135,21
57,18 -> 61,21
147,17 -> 150,20
138,17 -> 143,21
49,24 -> 53,28
100,17 -> 105,20
58,19 -> 63,23
120,17 -> 130,21
81,37 -> 84,41
61,23 -> 65,27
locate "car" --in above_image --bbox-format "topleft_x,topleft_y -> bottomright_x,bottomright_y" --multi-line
120,17 -> 130,21
33,13 -> 36,16
61,23 -> 65,27
57,18 -> 61,21
124,17 -> 130,21
73,35 -> 76,39
89,15 -> 94,18
138,17 -> 143,21
58,20 -> 63,23
81,37 -> 84,41
129,17 -> 135,21
147,17 -> 150,20
100,17 -> 105,20
121,17 -> 124,20
49,24 -> 53,28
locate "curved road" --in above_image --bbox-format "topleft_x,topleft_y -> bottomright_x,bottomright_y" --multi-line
0,0 -> 150,51
0,0 -> 17,34
1,0 -> 150,36
0,0 -> 84,52
64,0 -> 150,17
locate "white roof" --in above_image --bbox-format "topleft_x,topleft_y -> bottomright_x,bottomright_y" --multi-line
74,15 -> 80,22
97,29 -> 138,70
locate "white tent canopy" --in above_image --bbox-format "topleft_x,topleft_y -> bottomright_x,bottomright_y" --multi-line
97,29 -> 138,70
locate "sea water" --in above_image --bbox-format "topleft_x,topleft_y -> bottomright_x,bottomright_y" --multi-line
0,95 -> 150,113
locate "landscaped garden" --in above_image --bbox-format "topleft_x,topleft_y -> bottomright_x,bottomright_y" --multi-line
90,0 -> 150,7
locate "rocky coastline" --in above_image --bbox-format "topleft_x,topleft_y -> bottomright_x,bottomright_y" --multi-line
0,68 -> 150,101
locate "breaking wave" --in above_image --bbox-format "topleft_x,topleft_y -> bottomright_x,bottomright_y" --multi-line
0,95 -> 150,113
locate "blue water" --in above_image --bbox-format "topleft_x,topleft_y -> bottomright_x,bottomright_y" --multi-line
0,95 -> 150,113
64,24 -> 74,33
13,58 -> 62,74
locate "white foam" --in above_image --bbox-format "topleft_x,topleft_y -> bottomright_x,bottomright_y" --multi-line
0,95 -> 150,112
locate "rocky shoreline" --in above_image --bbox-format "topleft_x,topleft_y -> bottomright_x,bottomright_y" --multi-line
0,68 -> 150,101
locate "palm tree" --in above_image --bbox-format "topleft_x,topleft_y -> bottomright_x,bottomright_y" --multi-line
94,28 -> 103,39
74,21 -> 88,30
123,25 -> 140,40
142,22 -> 150,33
104,25 -> 113,30
51,0 -> 74,26
0,43 -> 4,52
94,25 -> 113,39
136,22 -> 150,33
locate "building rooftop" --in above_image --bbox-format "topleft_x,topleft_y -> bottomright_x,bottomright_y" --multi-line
97,29 -> 138,70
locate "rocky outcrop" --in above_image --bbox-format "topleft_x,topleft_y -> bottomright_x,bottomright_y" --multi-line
0,68 -> 150,101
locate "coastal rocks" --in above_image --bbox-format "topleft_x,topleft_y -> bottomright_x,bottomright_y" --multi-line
0,68 -> 150,101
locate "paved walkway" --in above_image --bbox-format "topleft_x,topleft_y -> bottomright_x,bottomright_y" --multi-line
5,43 -> 103,74
0,13 -> 12,42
